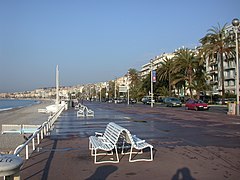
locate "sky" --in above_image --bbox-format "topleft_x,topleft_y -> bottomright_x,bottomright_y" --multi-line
0,0 -> 239,93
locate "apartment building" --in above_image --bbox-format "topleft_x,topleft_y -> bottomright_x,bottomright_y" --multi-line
140,53 -> 174,79
206,24 -> 237,96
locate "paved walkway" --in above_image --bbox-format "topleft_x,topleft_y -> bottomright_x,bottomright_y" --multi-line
19,102 -> 240,180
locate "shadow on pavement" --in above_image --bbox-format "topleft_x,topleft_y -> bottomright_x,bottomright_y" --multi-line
172,167 -> 196,180
85,165 -> 118,180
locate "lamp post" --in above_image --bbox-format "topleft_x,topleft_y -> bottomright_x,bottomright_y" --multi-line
232,18 -> 240,115
56,65 -> 59,105
99,84 -> 102,102
114,78 -> 117,104
150,59 -> 154,108
127,71 -> 130,105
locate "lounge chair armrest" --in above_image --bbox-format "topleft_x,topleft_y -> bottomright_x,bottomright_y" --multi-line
136,140 -> 145,144
132,135 -> 145,144
95,132 -> 103,136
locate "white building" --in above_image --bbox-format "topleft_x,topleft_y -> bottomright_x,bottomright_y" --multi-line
206,24 -> 238,96
140,53 -> 174,79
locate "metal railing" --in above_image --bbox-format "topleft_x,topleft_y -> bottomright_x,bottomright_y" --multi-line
13,104 -> 65,159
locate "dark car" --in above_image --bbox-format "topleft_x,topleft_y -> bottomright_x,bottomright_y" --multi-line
165,97 -> 182,107
129,98 -> 137,104
185,99 -> 209,111
141,96 -> 155,105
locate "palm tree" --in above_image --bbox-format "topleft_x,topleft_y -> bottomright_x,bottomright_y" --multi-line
200,23 -> 231,104
173,48 -> 199,98
127,68 -> 142,100
140,73 -> 151,96
157,57 -> 174,96
193,56 -> 212,99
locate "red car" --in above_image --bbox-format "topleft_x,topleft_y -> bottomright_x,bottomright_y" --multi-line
185,99 -> 209,111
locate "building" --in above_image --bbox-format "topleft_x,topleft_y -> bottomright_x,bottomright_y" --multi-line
140,53 -> 174,79
206,24 -> 237,96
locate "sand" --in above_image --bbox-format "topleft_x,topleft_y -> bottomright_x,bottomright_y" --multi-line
0,100 -> 53,154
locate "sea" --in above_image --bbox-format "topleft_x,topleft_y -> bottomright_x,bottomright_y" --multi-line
0,99 -> 40,112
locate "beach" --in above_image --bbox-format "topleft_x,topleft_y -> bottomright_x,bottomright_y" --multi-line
0,100 -> 52,154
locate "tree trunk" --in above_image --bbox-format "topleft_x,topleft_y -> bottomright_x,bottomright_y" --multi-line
220,51 -> 225,104
168,71 -> 171,96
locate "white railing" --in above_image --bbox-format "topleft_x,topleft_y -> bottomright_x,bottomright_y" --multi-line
13,104 -> 65,159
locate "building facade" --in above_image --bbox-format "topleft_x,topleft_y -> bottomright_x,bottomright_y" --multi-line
140,53 -> 174,79
206,24 -> 237,96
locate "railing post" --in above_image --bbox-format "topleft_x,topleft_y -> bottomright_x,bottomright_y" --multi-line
41,130 -> 43,139
43,126 -> 46,136
46,123 -> 49,134
32,138 -> 35,151
26,145 -> 29,159
37,133 -> 40,144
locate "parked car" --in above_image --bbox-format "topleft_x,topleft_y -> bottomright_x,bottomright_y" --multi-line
185,99 -> 209,111
141,96 -> 155,105
115,98 -> 127,103
215,98 -> 236,105
129,98 -> 137,104
215,98 -> 229,105
164,97 -> 182,107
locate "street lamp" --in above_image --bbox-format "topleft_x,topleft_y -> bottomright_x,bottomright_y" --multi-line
114,78 -> 117,104
127,71 -> 130,105
150,59 -> 154,108
99,84 -> 102,102
232,18 -> 240,115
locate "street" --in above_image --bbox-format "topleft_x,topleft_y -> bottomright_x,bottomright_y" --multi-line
20,101 -> 240,180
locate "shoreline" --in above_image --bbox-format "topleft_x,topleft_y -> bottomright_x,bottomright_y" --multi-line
0,100 -> 53,154
0,98 -> 51,113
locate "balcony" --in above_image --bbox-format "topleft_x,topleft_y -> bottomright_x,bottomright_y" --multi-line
224,66 -> 235,71
225,75 -> 235,80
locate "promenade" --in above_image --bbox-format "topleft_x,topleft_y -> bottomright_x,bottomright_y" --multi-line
19,102 -> 240,180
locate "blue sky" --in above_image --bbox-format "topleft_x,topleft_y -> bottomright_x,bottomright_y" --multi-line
0,0 -> 239,93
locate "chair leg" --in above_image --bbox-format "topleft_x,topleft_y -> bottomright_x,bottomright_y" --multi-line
94,146 -> 120,164
150,147 -> 153,161
89,140 -> 93,150
129,146 -> 153,162
91,147 -> 95,156
115,146 -> 119,163
94,149 -> 97,164
129,146 -> 134,162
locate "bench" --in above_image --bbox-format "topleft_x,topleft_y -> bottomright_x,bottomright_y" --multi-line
121,130 -> 153,162
89,122 -> 127,164
1,124 -> 42,135
77,108 -> 85,117
77,105 -> 86,117
86,107 -> 94,117
74,103 -> 80,110
1,124 -> 22,134
89,122 -> 154,163
21,125 -> 41,134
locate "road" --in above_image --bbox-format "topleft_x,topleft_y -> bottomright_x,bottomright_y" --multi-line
20,101 -> 240,180
97,102 -> 239,147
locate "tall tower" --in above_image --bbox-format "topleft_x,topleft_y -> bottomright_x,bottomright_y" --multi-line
56,65 -> 59,105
